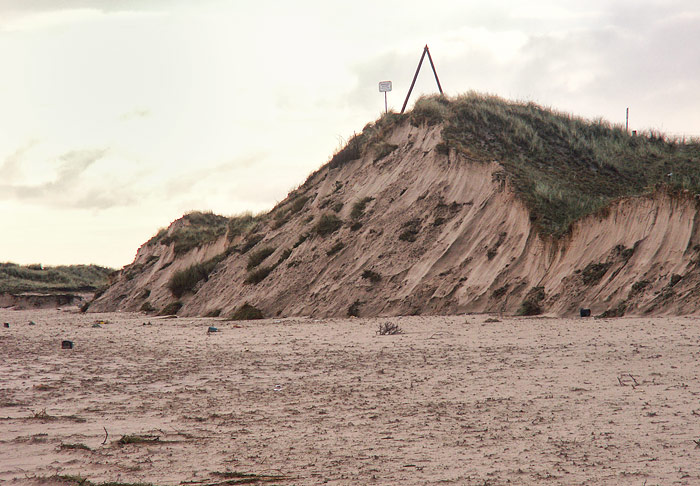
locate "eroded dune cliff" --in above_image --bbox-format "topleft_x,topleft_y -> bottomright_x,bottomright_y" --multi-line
89,95 -> 700,318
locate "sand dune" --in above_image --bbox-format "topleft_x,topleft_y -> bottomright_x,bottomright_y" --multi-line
2,308 -> 700,485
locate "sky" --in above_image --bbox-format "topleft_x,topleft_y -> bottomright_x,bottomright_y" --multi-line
1,0 -> 699,268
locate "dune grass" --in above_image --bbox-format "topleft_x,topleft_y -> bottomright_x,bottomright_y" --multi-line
150,211 -> 230,255
0,262 -> 114,294
415,93 -> 700,236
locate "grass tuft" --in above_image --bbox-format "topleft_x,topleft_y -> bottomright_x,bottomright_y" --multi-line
314,213 -> 343,237
230,303 -> 264,320
517,286 -> 545,316
246,247 -> 276,270
159,302 -> 182,316
350,197 -> 374,220
244,266 -> 274,285
361,270 -> 382,283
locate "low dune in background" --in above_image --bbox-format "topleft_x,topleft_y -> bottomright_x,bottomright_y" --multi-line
2,308 -> 700,485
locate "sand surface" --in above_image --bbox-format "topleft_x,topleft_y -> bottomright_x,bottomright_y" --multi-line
1,309 -> 700,485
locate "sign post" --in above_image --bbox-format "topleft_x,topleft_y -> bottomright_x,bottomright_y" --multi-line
379,81 -> 392,114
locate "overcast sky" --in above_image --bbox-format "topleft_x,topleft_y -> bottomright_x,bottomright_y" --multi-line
2,1 -> 699,268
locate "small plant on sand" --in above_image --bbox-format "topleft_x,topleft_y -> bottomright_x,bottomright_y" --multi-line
314,213 -> 343,236
517,287 -> 545,316
326,241 -> 345,256
159,301 -> 182,316
373,142 -> 399,161
276,248 -> 292,265
227,212 -> 262,242
46,474 -> 155,486
140,301 -> 155,313
398,218 -> 421,242
361,269 -> 382,283
288,195 -> 310,215
350,197 -> 374,220
239,233 -> 264,254
293,233 -> 309,248
581,262 -> 612,285
245,265 -> 274,285
246,246 -> 276,270
59,442 -> 92,451
118,434 -> 160,445
212,471 -> 288,483
230,303 -> 264,320
347,300 -> 362,317
377,322 -> 403,335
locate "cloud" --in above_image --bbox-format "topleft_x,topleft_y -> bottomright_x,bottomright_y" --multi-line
0,141 -> 38,182
0,148 -> 128,209
119,109 -> 151,121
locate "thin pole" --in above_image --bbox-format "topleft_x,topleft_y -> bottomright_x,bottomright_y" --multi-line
401,46 -> 428,113
384,91 -> 388,114
626,107 -> 629,133
425,45 -> 443,94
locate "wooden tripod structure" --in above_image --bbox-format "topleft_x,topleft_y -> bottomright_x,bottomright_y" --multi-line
401,45 -> 443,114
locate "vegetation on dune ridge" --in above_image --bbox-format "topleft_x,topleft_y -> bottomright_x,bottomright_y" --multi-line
139,91 -> 700,267
148,211 -> 230,255
414,93 -> 700,236
0,262 -> 114,294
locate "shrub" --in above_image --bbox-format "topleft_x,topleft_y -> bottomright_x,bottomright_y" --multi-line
314,213 -> 343,236
239,233 -> 264,253
398,218 -> 421,242
361,270 -> 382,283
347,300 -> 362,317
227,212 -> 261,241
293,233 -> 309,248
277,248 -> 292,265
350,221 -> 363,231
168,264 -> 208,298
350,197 -> 374,220
271,212 -> 290,229
517,287 -> 545,316
204,308 -> 221,317
159,301 -> 182,316
399,229 -> 419,242
377,322 -> 403,335
328,133 -> 366,170
289,195 -> 310,214
326,241 -> 345,256
630,280 -> 650,296
245,265 -> 274,285
597,302 -> 627,318
373,142 -> 398,161
410,95 -> 451,126
331,202 -> 344,213
581,262 -> 612,285
247,247 -> 276,270
492,285 -> 509,299
167,255 -> 223,298
160,211 -> 230,255
140,301 -> 155,313
230,303 -> 264,320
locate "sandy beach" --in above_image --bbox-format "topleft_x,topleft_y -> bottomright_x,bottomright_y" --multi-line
1,308 -> 700,485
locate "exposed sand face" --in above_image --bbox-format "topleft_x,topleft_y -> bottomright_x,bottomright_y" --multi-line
1,309 -> 700,485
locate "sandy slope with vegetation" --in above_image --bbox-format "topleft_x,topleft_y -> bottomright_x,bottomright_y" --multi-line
2,308 -> 700,485
89,94 -> 700,320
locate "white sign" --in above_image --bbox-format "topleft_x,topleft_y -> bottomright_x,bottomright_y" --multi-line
379,81 -> 392,92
